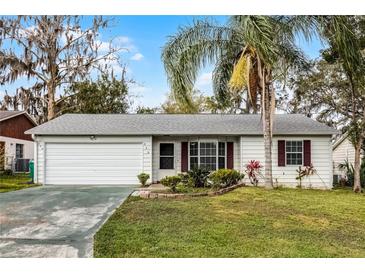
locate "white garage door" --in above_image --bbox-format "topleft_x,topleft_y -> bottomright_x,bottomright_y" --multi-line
45,143 -> 143,185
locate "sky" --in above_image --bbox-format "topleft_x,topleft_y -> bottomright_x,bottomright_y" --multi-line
0,16 -> 326,110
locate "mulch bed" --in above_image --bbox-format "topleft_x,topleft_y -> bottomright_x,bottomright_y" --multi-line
136,182 -> 245,199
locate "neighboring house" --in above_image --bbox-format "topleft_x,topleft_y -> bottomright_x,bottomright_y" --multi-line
0,111 -> 37,172
26,114 -> 337,188
332,133 -> 364,179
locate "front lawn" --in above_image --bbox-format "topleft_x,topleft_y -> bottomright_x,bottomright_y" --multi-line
94,187 -> 365,258
0,173 -> 39,193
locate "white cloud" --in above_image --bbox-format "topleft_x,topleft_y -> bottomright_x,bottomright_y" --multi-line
113,36 -> 136,51
130,53 -> 144,61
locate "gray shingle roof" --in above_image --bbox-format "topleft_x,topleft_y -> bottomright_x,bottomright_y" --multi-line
26,114 -> 337,136
0,110 -> 37,125
0,110 -> 25,121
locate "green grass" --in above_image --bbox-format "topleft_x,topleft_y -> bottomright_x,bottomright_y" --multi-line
0,173 -> 39,193
94,187 -> 365,258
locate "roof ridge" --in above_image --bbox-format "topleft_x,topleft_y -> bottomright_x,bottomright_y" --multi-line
61,113 -> 304,116
26,113 -> 337,136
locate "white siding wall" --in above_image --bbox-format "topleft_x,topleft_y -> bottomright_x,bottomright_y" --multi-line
152,136 -> 240,182
36,142 -> 45,184
332,138 -> 363,176
33,134 -> 333,188
34,135 -> 152,185
0,136 -> 34,170
240,136 -> 333,189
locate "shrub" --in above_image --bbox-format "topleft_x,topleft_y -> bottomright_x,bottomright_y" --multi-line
175,182 -> 189,193
187,167 -> 210,188
296,164 -> 316,188
337,159 -> 365,188
2,169 -> 13,176
208,169 -> 244,190
137,173 -> 150,187
160,175 -> 182,192
245,160 -> 263,186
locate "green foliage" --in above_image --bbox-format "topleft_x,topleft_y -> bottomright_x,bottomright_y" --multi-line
161,168 -> 239,192
186,167 -> 210,188
62,73 -> 130,114
135,106 -> 158,114
137,173 -> 150,187
287,60 -> 353,128
177,173 -> 193,187
161,16 -> 317,113
160,175 -> 182,192
338,159 -> 355,186
338,159 -> 365,188
175,182 -> 189,193
2,169 -> 13,176
208,169 -> 244,189
161,89 -> 208,114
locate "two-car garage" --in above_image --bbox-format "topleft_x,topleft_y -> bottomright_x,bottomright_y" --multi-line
34,136 -> 152,185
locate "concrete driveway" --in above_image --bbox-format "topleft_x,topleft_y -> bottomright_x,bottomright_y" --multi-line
0,185 -> 135,258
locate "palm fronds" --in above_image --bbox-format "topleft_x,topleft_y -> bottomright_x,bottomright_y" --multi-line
162,20 -> 234,104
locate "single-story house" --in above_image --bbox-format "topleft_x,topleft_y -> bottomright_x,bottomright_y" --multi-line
332,133 -> 364,179
25,114 -> 337,188
0,111 -> 37,171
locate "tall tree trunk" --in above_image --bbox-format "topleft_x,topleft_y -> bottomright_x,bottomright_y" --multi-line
262,69 -> 273,189
47,82 -> 56,121
353,136 -> 363,193
263,104 -> 273,188
348,75 -> 362,193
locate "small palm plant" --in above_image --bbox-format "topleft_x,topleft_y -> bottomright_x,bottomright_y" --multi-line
296,164 -> 316,188
338,159 -> 355,186
245,160 -> 263,186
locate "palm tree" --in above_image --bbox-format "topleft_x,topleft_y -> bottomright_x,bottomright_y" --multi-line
162,16 -> 316,188
317,16 -> 365,193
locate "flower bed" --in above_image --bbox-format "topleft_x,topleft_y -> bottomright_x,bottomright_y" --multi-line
136,182 -> 245,199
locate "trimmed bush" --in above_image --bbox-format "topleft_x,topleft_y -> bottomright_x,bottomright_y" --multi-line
175,182 -> 189,193
208,169 -> 244,189
160,175 -> 182,192
137,173 -> 150,187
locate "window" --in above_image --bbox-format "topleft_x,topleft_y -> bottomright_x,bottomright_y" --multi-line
286,141 -> 303,165
159,143 -> 174,169
189,142 -> 199,170
218,142 -> 226,169
16,144 -> 24,159
189,141 -> 226,171
200,142 -> 217,170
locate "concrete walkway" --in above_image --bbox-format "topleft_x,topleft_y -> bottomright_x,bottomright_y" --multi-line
0,185 -> 134,258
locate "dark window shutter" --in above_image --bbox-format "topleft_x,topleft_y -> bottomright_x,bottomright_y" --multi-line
226,142 -> 234,169
181,142 -> 188,172
278,140 -> 286,167
303,140 -> 311,166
